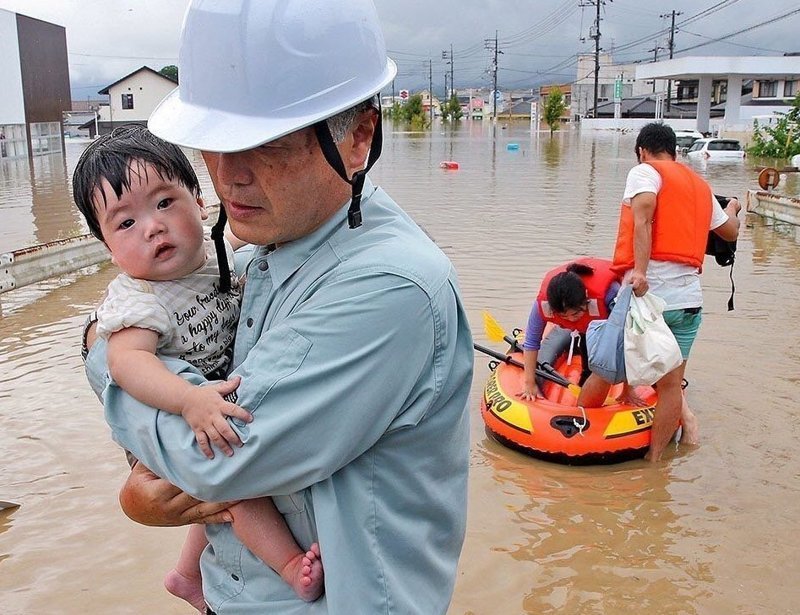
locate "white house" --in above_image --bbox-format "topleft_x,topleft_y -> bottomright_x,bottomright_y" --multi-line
92,66 -> 178,135
636,56 -> 800,133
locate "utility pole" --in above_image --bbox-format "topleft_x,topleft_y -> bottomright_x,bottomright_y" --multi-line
485,31 -> 501,121
649,43 -> 665,93
660,9 -> 682,112
428,59 -> 434,124
442,43 -> 455,99
593,0 -> 601,118
580,0 -> 611,118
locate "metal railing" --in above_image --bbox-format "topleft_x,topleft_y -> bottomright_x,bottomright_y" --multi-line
0,234 -> 109,294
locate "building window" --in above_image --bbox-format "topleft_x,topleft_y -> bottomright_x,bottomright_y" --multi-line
0,124 -> 27,159
757,80 -> 778,98
30,121 -> 62,155
677,82 -> 698,101
785,80 -> 797,97
121,93 -> 134,109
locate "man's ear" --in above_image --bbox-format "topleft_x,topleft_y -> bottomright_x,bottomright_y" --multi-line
345,108 -> 378,171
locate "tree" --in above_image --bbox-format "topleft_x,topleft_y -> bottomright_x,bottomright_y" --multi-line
392,93 -> 429,129
543,88 -> 567,136
747,93 -> 800,159
159,65 -> 179,82
440,94 -> 463,122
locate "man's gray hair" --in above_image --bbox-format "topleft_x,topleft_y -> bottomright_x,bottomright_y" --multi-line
326,97 -> 378,143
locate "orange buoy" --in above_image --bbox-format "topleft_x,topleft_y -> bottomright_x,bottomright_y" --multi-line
439,161 -> 459,170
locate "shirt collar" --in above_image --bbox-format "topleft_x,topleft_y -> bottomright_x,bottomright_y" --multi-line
259,176 -> 378,288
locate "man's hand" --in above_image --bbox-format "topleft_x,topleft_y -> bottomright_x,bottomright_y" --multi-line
629,271 -> 649,297
119,462 -> 237,526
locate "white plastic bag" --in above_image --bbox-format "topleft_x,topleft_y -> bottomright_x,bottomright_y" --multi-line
623,292 -> 683,386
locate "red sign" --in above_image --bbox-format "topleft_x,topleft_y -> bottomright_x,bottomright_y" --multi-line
399,89 -> 409,100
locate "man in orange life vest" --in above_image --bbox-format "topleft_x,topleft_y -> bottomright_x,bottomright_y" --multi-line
612,123 -> 741,462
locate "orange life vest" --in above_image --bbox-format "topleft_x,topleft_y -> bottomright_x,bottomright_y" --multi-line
612,160 -> 713,273
537,257 -> 620,333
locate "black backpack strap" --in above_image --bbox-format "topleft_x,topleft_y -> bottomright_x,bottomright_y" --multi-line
726,259 -> 735,311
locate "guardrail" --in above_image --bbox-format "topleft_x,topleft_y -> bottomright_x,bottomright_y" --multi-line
746,190 -> 800,227
0,234 -> 110,294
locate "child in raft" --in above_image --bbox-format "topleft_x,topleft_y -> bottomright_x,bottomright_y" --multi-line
518,258 -> 641,407
73,125 -> 323,610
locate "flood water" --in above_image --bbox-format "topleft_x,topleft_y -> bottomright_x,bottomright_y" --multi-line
2,122 -> 800,614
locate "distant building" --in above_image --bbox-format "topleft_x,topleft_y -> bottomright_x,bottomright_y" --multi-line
0,9 -> 71,160
537,84 -> 572,124
64,112 -> 97,138
91,66 -> 178,136
636,56 -> 800,132
592,94 -> 722,120
455,94 -> 484,119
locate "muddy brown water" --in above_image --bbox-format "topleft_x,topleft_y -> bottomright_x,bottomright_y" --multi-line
1,124 -> 799,614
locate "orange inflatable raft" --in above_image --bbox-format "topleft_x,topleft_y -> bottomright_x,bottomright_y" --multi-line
480,328 -> 658,464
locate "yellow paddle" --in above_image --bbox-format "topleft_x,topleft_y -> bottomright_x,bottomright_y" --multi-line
482,311 -> 583,397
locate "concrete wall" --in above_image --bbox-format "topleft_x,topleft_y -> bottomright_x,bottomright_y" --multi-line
0,10 -> 25,125
580,118 -> 700,132
107,70 -> 177,123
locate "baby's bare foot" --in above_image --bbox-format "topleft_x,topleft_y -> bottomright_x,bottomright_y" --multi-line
281,543 -> 324,602
164,568 -> 206,613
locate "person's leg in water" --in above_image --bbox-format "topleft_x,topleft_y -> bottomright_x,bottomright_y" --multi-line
663,309 -> 702,447
165,524 -> 208,612
231,497 -> 324,602
645,361 -> 686,461
576,372 -> 612,407
679,386 -> 699,445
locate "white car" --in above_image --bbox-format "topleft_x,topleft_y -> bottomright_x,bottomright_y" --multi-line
674,129 -> 703,150
685,138 -> 745,160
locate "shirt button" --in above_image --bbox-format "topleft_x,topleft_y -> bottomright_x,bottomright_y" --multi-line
258,260 -> 269,271
231,574 -> 239,581
246,318 -> 254,327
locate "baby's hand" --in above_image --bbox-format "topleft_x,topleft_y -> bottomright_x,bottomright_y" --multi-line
180,377 -> 252,459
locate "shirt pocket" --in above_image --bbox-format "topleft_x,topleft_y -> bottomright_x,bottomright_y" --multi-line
233,325 -> 312,419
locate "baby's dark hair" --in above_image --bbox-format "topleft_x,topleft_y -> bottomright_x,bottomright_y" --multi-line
546,262 -> 593,313
635,122 -> 677,160
72,124 -> 201,241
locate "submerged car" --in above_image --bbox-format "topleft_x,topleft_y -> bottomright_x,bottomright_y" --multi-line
685,138 -> 745,160
674,129 -> 703,150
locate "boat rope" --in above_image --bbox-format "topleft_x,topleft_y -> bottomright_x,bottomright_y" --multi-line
567,330 -> 580,365
573,406 -> 588,436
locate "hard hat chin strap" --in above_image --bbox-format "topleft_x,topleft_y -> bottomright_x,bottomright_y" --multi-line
210,208 -> 232,294
313,103 -> 383,229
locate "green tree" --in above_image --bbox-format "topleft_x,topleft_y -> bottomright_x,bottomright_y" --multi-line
747,93 -> 800,159
159,65 -> 179,82
394,93 -> 429,129
441,94 -> 463,122
543,88 -> 567,136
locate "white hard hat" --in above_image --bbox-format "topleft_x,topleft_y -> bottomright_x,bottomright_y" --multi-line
149,0 -> 397,153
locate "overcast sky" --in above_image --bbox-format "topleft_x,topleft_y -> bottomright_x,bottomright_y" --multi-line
1,0 -> 798,99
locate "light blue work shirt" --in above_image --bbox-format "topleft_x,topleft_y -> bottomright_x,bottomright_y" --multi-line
86,178 -> 473,614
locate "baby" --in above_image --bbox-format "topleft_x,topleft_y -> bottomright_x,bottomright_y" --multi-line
74,125 -> 323,611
